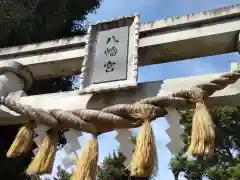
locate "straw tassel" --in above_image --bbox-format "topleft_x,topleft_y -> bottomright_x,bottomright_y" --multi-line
130,119 -> 157,177
7,122 -> 35,158
187,100 -> 215,157
72,134 -> 99,180
26,129 -> 59,175
128,103 -> 158,177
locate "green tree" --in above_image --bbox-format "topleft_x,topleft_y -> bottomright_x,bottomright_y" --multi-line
53,135 -> 152,180
96,135 -> 152,180
169,106 -> 240,180
97,149 -> 152,180
29,175 -> 41,180
0,0 -> 101,48
97,150 -> 129,180
0,1 -> 102,179
54,166 -> 72,180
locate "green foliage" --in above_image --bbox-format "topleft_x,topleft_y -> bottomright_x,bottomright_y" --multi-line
53,135 -> 152,180
169,106 -> 240,180
29,175 -> 41,180
0,0 -> 102,179
97,150 -> 152,180
54,166 -> 72,180
51,151 -> 130,180
97,150 -> 129,180
169,154 -> 188,179
27,77 -> 76,95
96,138 -> 153,180
0,0 -> 102,48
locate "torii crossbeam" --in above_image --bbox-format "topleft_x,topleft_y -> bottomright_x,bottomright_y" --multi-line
0,4 -> 239,180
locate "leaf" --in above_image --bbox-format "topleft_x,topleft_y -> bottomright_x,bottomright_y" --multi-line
170,106 -> 240,180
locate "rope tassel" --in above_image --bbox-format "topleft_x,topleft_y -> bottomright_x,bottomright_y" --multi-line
7,122 -> 35,158
26,129 -> 58,175
187,101 -> 215,157
130,120 -> 157,177
72,135 -> 99,180
129,104 -> 157,177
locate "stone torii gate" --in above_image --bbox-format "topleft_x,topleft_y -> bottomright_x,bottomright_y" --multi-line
0,4 -> 239,178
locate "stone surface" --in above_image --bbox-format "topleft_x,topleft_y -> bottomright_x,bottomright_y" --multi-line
2,71 -> 240,125
0,4 -> 238,172
92,26 -> 129,83
0,5 -> 238,79
0,90 -> 26,125
8,90 -> 27,98
81,14 -> 139,93
139,18 -> 240,66
0,71 -> 24,96
140,4 -> 240,32
0,61 -> 32,96
0,61 -> 33,90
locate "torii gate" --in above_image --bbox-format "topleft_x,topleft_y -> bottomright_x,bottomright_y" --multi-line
0,4 -> 239,179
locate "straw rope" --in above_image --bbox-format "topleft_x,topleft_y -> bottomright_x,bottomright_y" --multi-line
0,70 -> 239,134
2,69 -> 240,178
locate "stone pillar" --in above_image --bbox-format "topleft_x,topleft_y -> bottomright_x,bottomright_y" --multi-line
0,62 -> 32,179
0,61 -> 33,96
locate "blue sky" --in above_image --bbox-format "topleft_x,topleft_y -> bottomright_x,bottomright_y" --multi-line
44,0 -> 239,179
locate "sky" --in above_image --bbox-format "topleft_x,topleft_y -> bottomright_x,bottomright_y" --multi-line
42,0 -> 239,179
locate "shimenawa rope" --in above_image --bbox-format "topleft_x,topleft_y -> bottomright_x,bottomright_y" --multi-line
2,69 -> 240,178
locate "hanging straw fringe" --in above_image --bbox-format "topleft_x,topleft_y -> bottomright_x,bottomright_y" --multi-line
129,103 -> 157,177
187,101 -> 215,157
26,129 -> 58,175
130,120 -> 157,177
0,66 -> 238,177
7,122 -> 35,158
72,135 -> 99,180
